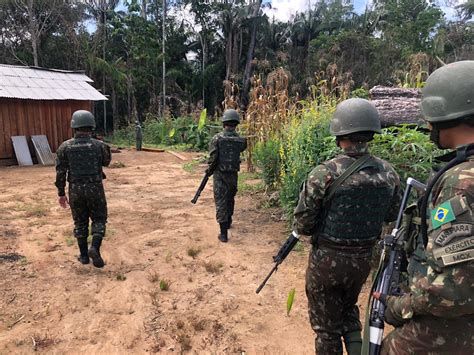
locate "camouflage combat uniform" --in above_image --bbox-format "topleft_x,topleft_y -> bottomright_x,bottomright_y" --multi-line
293,144 -> 402,354
55,134 -> 111,240
207,130 -> 247,225
381,147 -> 474,354
136,123 -> 143,151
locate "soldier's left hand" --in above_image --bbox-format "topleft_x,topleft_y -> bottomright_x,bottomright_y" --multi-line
58,196 -> 69,209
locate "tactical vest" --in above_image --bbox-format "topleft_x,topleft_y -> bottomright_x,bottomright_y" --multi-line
217,136 -> 246,172
319,184 -> 394,246
66,137 -> 102,183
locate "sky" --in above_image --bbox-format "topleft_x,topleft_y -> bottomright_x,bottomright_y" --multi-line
86,0 -> 468,33
263,0 -> 466,22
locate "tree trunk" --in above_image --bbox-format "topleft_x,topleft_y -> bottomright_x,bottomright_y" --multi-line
231,29 -> 239,77
241,0 -> 262,108
111,84 -> 118,131
225,30 -> 233,80
141,0 -> 147,19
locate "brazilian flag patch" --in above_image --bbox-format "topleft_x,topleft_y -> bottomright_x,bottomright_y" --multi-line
431,201 -> 456,229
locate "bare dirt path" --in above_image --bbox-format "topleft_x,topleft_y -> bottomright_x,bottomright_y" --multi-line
0,149 -> 370,354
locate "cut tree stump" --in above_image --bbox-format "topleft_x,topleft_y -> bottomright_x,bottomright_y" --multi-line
369,86 -> 424,127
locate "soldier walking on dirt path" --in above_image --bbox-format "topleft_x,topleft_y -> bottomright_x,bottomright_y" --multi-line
293,98 -> 402,354
135,120 -> 143,151
55,110 -> 111,268
373,60 -> 474,354
206,109 -> 247,243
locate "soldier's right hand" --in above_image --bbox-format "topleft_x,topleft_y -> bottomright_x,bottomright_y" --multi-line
58,196 -> 69,209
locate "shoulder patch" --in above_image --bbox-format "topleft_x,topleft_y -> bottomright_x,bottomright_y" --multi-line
433,223 -> 473,246
433,236 -> 474,259
431,200 -> 456,229
441,250 -> 474,266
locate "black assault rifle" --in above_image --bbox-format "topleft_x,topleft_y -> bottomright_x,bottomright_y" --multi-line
366,177 -> 426,355
191,172 -> 210,204
256,231 -> 300,294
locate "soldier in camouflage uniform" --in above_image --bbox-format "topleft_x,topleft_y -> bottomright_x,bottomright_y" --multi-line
135,120 -> 143,151
206,109 -> 247,242
376,61 -> 474,354
293,98 -> 402,354
55,110 -> 111,268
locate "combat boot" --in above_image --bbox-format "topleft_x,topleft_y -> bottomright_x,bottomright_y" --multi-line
77,237 -> 89,264
227,216 -> 232,229
88,236 -> 105,268
218,222 -> 228,243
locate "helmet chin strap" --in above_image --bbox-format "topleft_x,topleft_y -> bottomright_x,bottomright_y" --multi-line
429,124 -> 446,149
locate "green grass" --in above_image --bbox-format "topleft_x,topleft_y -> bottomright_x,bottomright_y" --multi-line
116,273 -> 127,281
187,247 -> 202,259
65,237 -> 75,247
183,160 -> 200,173
159,279 -> 170,291
204,260 -> 224,274
238,172 -> 264,195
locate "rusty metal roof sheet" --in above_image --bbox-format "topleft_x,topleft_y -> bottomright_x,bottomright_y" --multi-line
0,64 -> 107,101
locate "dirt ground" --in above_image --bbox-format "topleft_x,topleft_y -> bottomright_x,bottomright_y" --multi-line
0,149 -> 372,354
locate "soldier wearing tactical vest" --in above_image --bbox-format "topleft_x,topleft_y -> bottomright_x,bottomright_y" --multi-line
374,61 -> 474,354
206,109 -> 247,242
293,98 -> 402,355
55,110 -> 111,268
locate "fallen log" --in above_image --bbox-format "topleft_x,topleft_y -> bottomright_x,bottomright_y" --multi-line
369,86 -> 424,127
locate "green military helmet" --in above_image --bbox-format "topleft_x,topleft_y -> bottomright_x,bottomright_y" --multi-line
329,98 -> 381,136
222,109 -> 241,124
71,110 -> 96,129
421,60 -> 474,123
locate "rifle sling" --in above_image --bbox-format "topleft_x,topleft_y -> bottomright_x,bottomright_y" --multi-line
323,154 -> 375,206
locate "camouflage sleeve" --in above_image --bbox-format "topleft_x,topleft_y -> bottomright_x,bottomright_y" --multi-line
386,261 -> 474,320
384,169 -> 402,222
293,165 -> 333,235
207,135 -> 219,174
54,144 -> 68,197
242,137 -> 247,152
101,142 -> 111,167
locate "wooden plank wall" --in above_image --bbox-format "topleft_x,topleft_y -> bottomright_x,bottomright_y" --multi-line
0,99 -> 92,161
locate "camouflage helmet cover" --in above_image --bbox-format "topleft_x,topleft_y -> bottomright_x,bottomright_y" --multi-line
222,109 -> 241,123
421,60 -> 474,123
71,110 -> 96,129
329,98 -> 381,136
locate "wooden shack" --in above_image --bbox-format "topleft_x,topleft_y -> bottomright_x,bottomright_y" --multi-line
0,64 -> 106,165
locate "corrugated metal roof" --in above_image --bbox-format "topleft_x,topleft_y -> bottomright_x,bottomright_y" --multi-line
0,64 -> 107,101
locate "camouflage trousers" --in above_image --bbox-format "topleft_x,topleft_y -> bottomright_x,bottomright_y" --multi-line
381,315 -> 474,355
69,182 -> 107,239
306,246 -> 372,354
136,137 -> 142,151
213,171 -> 238,224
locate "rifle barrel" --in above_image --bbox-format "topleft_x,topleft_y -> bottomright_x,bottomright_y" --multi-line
256,264 -> 279,294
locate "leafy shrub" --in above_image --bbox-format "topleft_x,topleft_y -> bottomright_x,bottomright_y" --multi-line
253,139 -> 281,187
350,87 -> 369,99
110,110 -> 220,151
279,104 -> 338,216
110,125 -> 134,146
370,125 -> 442,183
